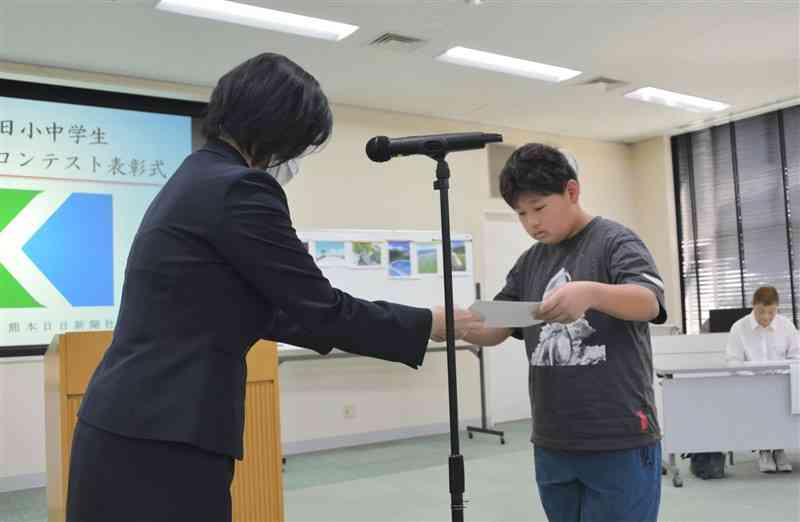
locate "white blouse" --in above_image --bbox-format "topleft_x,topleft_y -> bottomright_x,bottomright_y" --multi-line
726,312 -> 800,363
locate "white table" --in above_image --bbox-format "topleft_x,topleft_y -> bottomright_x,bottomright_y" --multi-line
656,361 -> 800,487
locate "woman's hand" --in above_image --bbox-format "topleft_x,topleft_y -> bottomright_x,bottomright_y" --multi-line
430,306 -> 484,342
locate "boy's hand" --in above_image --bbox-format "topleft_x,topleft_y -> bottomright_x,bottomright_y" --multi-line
429,306 -> 484,342
536,282 -> 597,324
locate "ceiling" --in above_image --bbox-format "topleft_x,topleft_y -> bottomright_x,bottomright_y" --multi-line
1,0 -> 798,143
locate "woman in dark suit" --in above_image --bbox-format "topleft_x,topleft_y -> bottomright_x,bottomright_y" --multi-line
66,53 -> 479,522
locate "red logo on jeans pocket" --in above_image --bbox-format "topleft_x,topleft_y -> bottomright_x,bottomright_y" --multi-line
636,410 -> 648,432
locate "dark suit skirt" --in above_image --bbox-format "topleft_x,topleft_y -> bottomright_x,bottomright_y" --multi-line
66,420 -> 235,522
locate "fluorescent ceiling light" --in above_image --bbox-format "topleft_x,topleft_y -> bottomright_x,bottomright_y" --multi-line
624,87 -> 730,113
436,46 -> 581,83
155,0 -> 359,41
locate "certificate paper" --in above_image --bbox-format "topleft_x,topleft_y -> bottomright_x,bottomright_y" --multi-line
469,300 -> 542,328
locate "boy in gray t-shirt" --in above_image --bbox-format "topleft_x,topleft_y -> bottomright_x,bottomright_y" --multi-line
464,143 -> 667,522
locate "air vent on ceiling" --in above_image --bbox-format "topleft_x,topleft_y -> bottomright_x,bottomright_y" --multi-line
367,33 -> 427,53
575,76 -> 629,92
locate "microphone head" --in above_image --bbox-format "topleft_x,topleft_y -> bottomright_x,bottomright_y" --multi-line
366,136 -> 391,162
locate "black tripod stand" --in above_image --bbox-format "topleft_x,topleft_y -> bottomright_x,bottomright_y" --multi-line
430,155 -> 467,522
367,130 -> 503,522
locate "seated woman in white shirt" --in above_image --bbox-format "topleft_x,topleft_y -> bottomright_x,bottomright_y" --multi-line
726,286 -> 800,473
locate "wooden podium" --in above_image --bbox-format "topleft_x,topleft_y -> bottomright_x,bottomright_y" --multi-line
44,332 -> 284,522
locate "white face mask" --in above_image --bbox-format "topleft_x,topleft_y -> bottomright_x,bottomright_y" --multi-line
265,158 -> 300,186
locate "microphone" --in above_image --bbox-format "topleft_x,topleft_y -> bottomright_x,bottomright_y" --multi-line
365,132 -> 503,162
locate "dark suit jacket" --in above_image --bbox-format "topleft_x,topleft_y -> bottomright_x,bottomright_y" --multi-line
78,139 -> 432,459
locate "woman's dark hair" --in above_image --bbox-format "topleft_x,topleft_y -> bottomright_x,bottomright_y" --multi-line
499,143 -> 577,207
202,53 -> 333,167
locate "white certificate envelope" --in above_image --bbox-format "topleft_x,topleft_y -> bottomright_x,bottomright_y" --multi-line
469,300 -> 542,328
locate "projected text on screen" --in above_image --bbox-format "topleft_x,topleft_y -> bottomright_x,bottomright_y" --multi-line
0,95 -> 191,347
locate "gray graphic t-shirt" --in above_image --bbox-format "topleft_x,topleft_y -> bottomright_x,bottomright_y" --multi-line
496,217 -> 667,451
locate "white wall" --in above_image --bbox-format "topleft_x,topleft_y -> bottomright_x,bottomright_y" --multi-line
279,350 -> 482,455
1,332 -> 727,492
0,357 -> 46,492
480,211 -> 535,424
289,103 -> 639,283
276,103 -> 645,447
0,63 -> 676,489
630,136 -> 683,328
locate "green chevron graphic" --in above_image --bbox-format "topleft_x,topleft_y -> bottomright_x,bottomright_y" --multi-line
0,189 -> 40,232
0,262 -> 42,308
0,189 -> 43,308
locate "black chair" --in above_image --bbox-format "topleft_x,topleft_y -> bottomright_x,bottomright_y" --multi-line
708,307 -> 751,333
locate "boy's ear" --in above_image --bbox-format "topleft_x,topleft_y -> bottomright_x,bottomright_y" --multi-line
566,179 -> 580,203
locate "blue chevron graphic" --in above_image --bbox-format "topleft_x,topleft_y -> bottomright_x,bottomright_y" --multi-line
23,193 -> 113,307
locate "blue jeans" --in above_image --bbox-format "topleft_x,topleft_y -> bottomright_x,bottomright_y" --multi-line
534,442 -> 661,522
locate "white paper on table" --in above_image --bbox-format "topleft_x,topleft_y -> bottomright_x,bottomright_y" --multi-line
469,300 -> 543,328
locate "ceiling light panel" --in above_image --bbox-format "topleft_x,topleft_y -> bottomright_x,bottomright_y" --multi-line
436,46 -> 581,82
624,87 -> 730,113
155,0 -> 359,41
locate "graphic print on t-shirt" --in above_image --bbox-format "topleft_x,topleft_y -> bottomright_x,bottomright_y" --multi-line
531,268 -> 607,366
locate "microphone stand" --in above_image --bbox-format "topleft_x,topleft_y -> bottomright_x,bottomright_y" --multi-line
430,153 -> 466,522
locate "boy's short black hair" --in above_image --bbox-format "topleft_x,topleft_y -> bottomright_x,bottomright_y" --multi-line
202,52 -> 332,168
499,143 -> 578,207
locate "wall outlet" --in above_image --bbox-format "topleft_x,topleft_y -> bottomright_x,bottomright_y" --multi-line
343,404 -> 356,419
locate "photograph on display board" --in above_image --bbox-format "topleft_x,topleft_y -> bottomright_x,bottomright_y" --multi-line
416,242 -> 438,275
315,240 -> 346,266
387,241 -> 412,277
351,241 -> 383,268
451,240 -> 468,273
